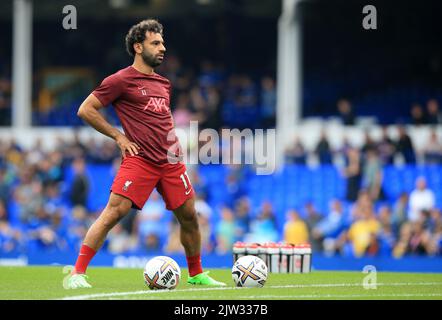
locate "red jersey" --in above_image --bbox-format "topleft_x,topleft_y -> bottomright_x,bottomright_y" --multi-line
92,66 -> 181,164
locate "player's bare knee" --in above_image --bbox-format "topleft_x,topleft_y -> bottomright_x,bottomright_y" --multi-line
102,201 -> 130,229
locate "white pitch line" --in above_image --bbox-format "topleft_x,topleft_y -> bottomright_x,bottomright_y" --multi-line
60,282 -> 442,300
133,293 -> 442,300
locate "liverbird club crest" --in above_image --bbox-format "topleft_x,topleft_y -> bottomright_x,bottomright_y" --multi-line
123,180 -> 133,192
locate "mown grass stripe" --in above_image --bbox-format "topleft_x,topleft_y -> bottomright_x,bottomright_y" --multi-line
60,281 -> 442,300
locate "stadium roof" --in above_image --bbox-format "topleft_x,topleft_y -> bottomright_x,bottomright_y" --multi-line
0,0 -> 282,20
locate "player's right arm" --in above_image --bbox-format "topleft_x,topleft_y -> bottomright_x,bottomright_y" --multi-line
77,94 -> 140,158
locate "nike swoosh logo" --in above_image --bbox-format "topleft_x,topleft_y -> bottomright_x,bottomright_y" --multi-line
138,87 -> 146,90
185,189 -> 192,195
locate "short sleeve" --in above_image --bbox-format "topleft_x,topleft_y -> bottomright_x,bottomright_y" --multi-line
92,73 -> 124,107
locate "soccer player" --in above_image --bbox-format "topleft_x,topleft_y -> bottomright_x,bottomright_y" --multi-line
66,19 -> 226,289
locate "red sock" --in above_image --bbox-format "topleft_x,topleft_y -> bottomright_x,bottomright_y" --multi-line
186,254 -> 203,277
73,244 -> 96,274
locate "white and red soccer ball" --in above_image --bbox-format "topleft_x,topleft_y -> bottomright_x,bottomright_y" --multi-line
143,256 -> 181,290
232,255 -> 268,288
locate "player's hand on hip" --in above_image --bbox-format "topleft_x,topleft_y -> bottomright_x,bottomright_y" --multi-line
116,134 -> 141,158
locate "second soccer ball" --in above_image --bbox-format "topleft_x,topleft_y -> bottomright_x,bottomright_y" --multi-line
232,255 -> 268,288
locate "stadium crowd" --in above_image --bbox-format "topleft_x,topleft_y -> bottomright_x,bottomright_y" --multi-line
0,122 -> 442,258
2,55 -> 442,128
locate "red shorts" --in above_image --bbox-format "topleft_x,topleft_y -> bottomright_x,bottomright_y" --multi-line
111,156 -> 194,210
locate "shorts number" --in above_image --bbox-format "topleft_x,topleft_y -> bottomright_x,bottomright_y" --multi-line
180,171 -> 191,190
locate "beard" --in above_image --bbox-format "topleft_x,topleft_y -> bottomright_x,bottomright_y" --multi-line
141,49 -> 163,68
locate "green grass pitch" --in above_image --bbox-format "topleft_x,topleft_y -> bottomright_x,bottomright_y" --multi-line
0,266 -> 441,300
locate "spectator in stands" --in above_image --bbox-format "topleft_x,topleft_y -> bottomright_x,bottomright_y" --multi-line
337,98 -> 355,126
304,202 -> 322,231
392,192 -> 409,234
172,93 -> 194,127
69,157 -> 89,208
118,206 -> 137,236
50,209 -> 68,244
194,193 -> 213,222
234,196 -> 251,239
260,76 -> 277,129
0,199 -> 20,253
164,217 -> 184,254
14,167 -> 44,223
422,129 -> 442,164
225,165 -> 245,207
91,140 -> 119,164
285,136 -> 307,165
194,192 -> 214,253
376,205 -> 396,255
420,209 -> 432,230
410,103 -> 427,125
362,148 -> 384,201
339,136 -> 352,157
350,189 -> 373,222
284,209 -> 309,245
0,199 -> 6,222
198,60 -> 223,88
377,205 -> 392,228
83,137 -> 99,163
44,182 -> 66,219
377,126 -> 396,165
429,209 -> 442,234
396,126 -> 416,164
408,176 -> 435,222
244,201 -> 278,243
215,207 -> 237,254
3,132 -> 442,258
312,199 -> 345,248
225,74 -> 241,104
342,147 -> 362,202
361,131 -> 377,155
142,234 -> 161,251
66,205 -> 90,250
197,203 -> 214,254
27,138 -> 45,167
426,99 -> 441,125
188,169 -> 209,199
47,151 -> 64,183
190,84 -> 221,130
53,136 -> 70,164
393,222 -> 411,257
27,204 -> 67,252
0,219 -> 23,253
0,166 -> 11,205
4,138 -> 24,168
304,202 -> 322,250
67,132 -> 88,160
429,209 -> 442,255
394,220 -> 434,257
107,223 -> 136,254
36,158 -> 57,186
236,75 -> 257,108
315,130 -> 333,164
134,191 -> 167,249
338,204 -> 380,257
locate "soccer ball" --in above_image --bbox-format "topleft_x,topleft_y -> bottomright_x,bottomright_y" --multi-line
232,255 -> 268,288
143,256 -> 181,290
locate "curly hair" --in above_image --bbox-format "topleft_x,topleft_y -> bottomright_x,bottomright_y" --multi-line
125,19 -> 164,57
